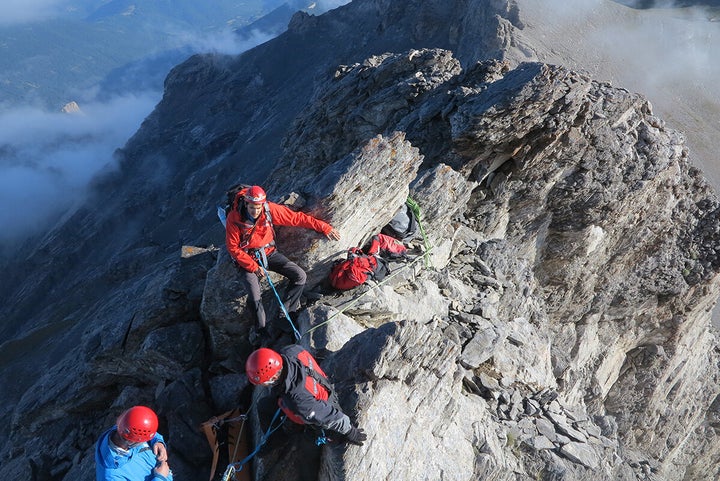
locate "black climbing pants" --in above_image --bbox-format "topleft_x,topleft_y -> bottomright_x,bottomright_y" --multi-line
241,250 -> 307,329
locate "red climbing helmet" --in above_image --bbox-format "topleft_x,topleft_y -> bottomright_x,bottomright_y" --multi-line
116,406 -> 158,443
244,185 -> 267,204
246,348 -> 283,385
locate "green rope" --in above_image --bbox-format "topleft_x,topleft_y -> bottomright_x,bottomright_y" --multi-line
302,246 -> 434,337
406,197 -> 433,268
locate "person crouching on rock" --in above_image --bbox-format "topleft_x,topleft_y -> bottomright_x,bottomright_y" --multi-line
225,185 -> 340,342
95,405 -> 172,481
245,345 -> 367,446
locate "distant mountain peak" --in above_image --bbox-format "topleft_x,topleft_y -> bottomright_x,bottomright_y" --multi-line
60,101 -> 82,114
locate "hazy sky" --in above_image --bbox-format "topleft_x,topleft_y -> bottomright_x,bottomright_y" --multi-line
0,4 -> 291,250
0,0 -> 68,25
8,0 -> 713,250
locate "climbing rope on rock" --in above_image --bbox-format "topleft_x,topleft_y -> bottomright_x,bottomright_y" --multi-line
255,251 -> 302,341
302,245 -> 434,339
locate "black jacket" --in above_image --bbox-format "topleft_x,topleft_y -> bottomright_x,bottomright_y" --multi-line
277,344 -> 351,435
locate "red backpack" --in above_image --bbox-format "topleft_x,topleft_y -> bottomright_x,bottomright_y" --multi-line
366,233 -> 408,259
329,247 -> 388,290
278,348 -> 331,425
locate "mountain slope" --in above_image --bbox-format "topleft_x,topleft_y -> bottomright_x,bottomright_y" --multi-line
1,1 -> 720,480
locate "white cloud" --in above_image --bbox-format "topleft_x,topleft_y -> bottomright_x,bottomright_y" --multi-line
314,0 -> 353,11
518,0 -> 720,128
582,5 -> 720,97
184,28 -> 277,56
0,92 -> 160,246
0,9 -> 288,250
176,0 -> 353,55
0,0 -> 69,25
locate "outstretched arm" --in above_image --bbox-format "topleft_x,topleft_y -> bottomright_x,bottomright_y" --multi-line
284,392 -> 351,433
269,203 -> 339,239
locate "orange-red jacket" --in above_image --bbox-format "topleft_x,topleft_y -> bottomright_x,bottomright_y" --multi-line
225,189 -> 332,273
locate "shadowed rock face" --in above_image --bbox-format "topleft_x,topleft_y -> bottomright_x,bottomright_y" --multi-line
1,1 -> 720,481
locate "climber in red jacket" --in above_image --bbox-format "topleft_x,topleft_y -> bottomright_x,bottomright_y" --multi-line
245,345 -> 367,445
225,185 -> 340,340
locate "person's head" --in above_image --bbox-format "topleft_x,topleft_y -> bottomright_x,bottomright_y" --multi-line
246,347 -> 283,386
115,405 -> 158,446
244,185 -> 266,219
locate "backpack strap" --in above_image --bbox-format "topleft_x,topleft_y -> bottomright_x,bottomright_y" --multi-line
264,202 -> 276,240
302,365 -> 333,396
238,202 -> 277,257
369,255 -> 390,282
264,202 -> 273,226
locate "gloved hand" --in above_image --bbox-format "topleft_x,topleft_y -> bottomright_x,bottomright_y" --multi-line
345,426 -> 367,446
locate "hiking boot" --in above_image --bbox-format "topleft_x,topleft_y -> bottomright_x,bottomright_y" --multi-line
303,290 -> 324,301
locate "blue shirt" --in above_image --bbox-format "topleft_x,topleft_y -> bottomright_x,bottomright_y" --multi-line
95,428 -> 173,481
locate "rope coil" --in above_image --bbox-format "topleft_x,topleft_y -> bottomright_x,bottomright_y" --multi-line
406,197 -> 432,268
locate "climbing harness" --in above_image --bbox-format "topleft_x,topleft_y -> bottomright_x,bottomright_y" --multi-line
303,245 -> 434,338
220,408 -> 286,481
254,251 -> 302,341
406,197 -> 433,268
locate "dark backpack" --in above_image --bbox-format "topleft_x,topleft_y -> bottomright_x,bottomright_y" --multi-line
328,248 -> 389,290
381,202 -> 419,243
218,183 -> 273,228
223,183 -> 251,216
278,348 -> 334,425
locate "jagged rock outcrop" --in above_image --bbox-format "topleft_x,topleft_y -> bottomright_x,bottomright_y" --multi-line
1,1 -> 720,481
200,131 -> 422,364
206,48 -> 720,481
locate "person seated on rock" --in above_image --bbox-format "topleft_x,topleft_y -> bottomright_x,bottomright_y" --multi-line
245,345 -> 367,446
225,185 -> 340,337
95,405 -> 172,481
225,185 -> 341,342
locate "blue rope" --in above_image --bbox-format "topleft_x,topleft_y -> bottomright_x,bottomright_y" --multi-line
227,408 -> 286,474
254,251 -> 302,341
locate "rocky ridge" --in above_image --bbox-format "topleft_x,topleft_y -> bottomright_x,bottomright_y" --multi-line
201,51 -> 720,480
1,1 -> 720,481
256,52 -> 717,479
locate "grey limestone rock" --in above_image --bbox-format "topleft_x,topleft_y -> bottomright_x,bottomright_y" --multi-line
2,1 -> 720,481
